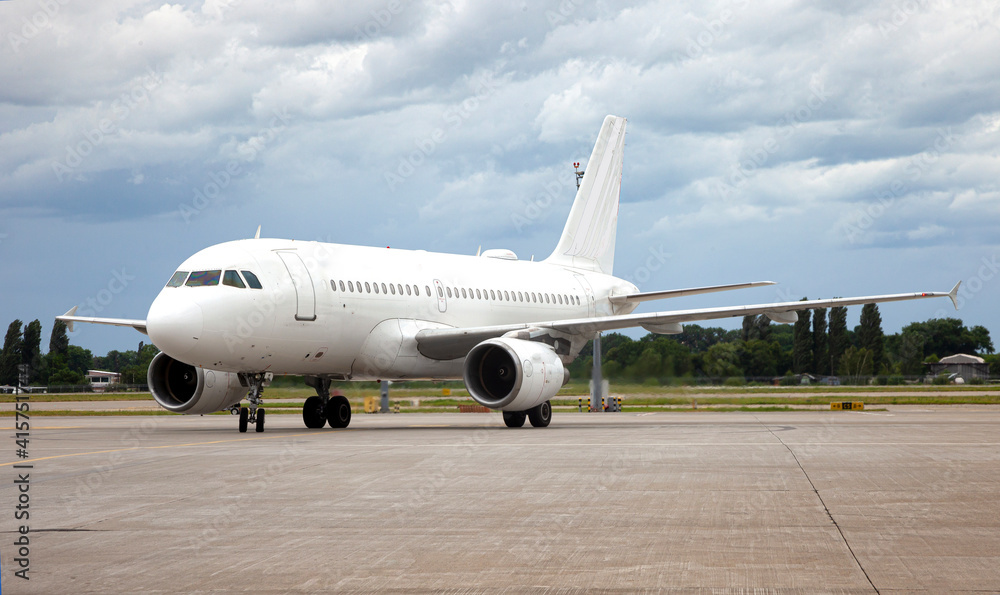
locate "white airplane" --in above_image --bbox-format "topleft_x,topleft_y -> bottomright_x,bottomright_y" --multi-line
58,115 -> 960,433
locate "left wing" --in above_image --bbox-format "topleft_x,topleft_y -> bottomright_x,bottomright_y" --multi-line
56,307 -> 148,335
416,283 -> 961,360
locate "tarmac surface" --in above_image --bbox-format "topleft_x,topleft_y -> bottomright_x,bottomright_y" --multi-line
1,407 -> 999,593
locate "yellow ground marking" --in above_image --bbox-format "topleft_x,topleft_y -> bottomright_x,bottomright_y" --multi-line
0,432 -> 326,468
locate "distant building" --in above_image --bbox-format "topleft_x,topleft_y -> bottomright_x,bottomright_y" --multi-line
87,370 -> 121,392
925,354 -> 989,381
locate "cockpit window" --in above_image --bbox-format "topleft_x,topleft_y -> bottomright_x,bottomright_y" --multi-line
166,271 -> 189,288
241,270 -> 263,289
223,270 -> 246,288
185,270 -> 222,287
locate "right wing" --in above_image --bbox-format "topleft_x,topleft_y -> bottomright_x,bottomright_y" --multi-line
56,307 -> 148,335
608,281 -> 775,304
416,282 -> 961,360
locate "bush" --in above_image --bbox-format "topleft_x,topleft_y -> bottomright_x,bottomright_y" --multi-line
931,373 -> 951,385
723,376 -> 746,387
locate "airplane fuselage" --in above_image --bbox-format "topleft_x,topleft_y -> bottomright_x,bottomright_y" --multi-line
145,239 -> 638,380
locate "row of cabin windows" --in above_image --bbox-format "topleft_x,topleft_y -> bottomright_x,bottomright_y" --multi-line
330,278 -> 581,306
166,270 -> 263,289
332,280 -> 428,297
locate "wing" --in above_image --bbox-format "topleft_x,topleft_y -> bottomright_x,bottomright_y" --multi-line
416,283 -> 961,360
56,307 -> 148,335
608,280 -> 775,304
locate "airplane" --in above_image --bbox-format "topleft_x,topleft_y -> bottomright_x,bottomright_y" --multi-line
57,115 -> 961,433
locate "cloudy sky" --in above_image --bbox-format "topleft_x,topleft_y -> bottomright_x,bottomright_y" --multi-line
2,0 -> 999,356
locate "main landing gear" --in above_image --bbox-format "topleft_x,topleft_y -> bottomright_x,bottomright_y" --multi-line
502,400 -> 552,428
233,372 -> 269,433
303,377 -> 352,429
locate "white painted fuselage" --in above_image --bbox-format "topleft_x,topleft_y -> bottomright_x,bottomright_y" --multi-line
145,239 -> 638,380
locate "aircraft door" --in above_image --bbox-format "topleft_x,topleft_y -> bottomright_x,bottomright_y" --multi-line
276,251 -> 317,321
432,279 -> 447,313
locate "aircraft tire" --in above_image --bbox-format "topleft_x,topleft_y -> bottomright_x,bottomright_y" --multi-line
303,396 -> 326,429
527,401 -> 552,428
326,395 -> 352,429
239,407 -> 249,433
255,408 -> 265,433
503,411 -> 526,428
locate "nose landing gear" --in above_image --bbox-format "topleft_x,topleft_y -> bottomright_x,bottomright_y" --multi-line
234,372 -> 270,433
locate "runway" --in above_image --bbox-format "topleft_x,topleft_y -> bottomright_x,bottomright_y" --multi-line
2,407 -> 999,593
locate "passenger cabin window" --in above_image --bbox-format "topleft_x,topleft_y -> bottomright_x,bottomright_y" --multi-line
339,281 -> 346,292
223,270 -> 246,288
166,271 -> 189,287
241,271 -> 263,289
186,270 -> 221,287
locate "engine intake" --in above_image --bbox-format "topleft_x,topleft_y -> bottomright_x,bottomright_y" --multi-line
463,338 -> 565,411
147,352 -> 247,415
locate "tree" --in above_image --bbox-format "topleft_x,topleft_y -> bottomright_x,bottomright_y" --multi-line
704,343 -> 742,378
839,346 -> 873,384
49,320 -> 69,357
857,304 -> 884,374
741,339 -> 780,378
812,308 -> 828,376
829,305 -> 849,376
792,299 -> 812,373
1,320 -> 24,386
22,320 -> 43,384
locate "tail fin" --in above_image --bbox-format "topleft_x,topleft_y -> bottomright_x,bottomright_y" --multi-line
544,115 -> 627,275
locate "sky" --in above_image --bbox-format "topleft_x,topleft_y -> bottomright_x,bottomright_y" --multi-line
2,0 -> 999,357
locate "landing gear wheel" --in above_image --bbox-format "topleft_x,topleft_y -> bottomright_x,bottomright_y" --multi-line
303,396 -> 326,429
503,411 -> 527,428
528,400 -> 552,428
326,395 -> 352,429
239,407 -> 249,433
255,408 -> 265,432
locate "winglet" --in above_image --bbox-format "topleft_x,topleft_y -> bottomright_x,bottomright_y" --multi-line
60,306 -> 78,332
948,281 -> 961,310
254,225 -> 261,240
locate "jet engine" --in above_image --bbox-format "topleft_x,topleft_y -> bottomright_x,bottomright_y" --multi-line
147,352 -> 247,415
463,338 -> 567,412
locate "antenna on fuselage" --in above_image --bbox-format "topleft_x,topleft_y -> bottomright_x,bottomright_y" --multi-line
254,225 -> 261,239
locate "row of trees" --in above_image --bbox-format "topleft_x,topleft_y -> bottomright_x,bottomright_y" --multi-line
567,307 -> 996,383
0,319 -> 158,387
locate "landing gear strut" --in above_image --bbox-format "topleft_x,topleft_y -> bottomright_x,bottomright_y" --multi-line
304,376 -> 352,429
235,372 -> 270,433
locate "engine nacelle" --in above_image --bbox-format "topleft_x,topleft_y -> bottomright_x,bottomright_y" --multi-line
463,338 -> 566,412
147,352 -> 248,415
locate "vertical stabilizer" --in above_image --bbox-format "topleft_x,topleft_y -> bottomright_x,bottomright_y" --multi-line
544,115 -> 627,275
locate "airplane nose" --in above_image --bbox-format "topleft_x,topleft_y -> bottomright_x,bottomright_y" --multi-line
146,293 -> 204,358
